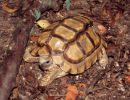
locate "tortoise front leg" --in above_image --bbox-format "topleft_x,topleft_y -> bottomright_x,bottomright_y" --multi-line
23,45 -> 39,62
39,65 -> 67,86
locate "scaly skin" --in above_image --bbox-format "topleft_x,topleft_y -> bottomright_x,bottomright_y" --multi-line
39,65 -> 67,86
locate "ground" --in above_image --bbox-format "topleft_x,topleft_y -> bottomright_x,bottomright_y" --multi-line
0,0 -> 130,100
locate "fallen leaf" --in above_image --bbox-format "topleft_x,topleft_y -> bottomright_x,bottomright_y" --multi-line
36,19 -> 50,29
1,2 -> 17,13
65,85 -> 78,100
77,83 -> 86,88
115,12 -> 122,21
124,75 -> 130,83
11,88 -> 18,99
30,34 -> 39,42
106,43 -> 117,57
77,83 -> 86,97
46,96 -> 55,100
79,91 -> 85,96
30,46 -> 40,56
65,0 -> 71,11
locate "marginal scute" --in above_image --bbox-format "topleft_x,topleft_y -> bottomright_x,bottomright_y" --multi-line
47,22 -> 59,30
61,61 -> 71,73
54,25 -> 76,41
64,43 -> 84,62
77,64 -> 85,74
52,55 -> 63,65
63,18 -> 84,31
87,27 -> 100,45
84,55 -> 92,69
84,45 -> 101,69
48,37 -> 65,52
77,34 -> 94,54
74,15 -> 91,24
30,46 -> 40,56
91,51 -> 98,65
61,61 -> 78,74
38,31 -> 51,46
38,46 -> 50,56
70,64 -> 78,74
90,45 -> 101,65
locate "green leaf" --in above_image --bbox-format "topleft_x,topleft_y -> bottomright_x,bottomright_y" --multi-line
48,0 -> 52,7
30,9 -> 41,20
65,0 -> 71,11
30,26 -> 35,34
41,0 -> 52,7
34,9 -> 41,20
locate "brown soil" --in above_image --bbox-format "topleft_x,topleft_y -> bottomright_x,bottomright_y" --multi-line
0,0 -> 130,100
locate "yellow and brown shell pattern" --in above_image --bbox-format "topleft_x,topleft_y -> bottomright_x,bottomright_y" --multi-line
31,15 -> 106,74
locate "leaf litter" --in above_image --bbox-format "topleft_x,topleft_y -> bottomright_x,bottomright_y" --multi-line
0,0 -> 130,100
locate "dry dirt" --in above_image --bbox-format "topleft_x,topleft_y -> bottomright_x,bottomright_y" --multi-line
0,0 -> 130,100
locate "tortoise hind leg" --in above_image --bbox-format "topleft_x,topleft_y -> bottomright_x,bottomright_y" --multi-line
39,65 -> 67,86
99,47 -> 108,69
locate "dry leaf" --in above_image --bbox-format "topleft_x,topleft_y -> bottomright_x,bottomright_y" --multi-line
115,12 -> 122,21
77,83 -> 86,96
78,83 -> 86,88
65,85 -> 78,100
30,34 -> 39,42
36,20 -> 50,29
1,2 -> 17,13
124,75 -> 130,83
79,91 -> 85,96
46,96 -> 55,100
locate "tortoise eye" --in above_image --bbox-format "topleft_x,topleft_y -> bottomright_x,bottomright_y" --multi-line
39,57 -> 53,71
45,60 -> 50,64
39,56 -> 53,66
44,60 -> 52,66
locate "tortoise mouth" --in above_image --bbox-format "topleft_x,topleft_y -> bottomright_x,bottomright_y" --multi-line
39,63 -> 58,72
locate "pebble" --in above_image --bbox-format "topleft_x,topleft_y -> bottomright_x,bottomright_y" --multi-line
97,24 -> 107,34
127,62 -> 130,71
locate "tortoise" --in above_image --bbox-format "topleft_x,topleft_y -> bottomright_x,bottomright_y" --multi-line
23,15 -> 108,86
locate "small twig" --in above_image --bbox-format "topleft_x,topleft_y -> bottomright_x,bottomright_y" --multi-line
86,65 -> 111,94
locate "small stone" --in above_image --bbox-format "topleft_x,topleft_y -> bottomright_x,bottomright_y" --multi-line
97,24 -> 107,34
93,23 -> 107,35
127,62 -> 130,71
114,61 -> 120,67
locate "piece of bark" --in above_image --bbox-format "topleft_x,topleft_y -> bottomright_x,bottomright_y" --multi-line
0,24 -> 32,100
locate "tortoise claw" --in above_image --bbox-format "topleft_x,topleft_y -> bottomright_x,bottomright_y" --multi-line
39,65 -> 67,86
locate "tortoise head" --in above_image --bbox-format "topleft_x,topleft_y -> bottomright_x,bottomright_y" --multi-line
39,55 -> 54,70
